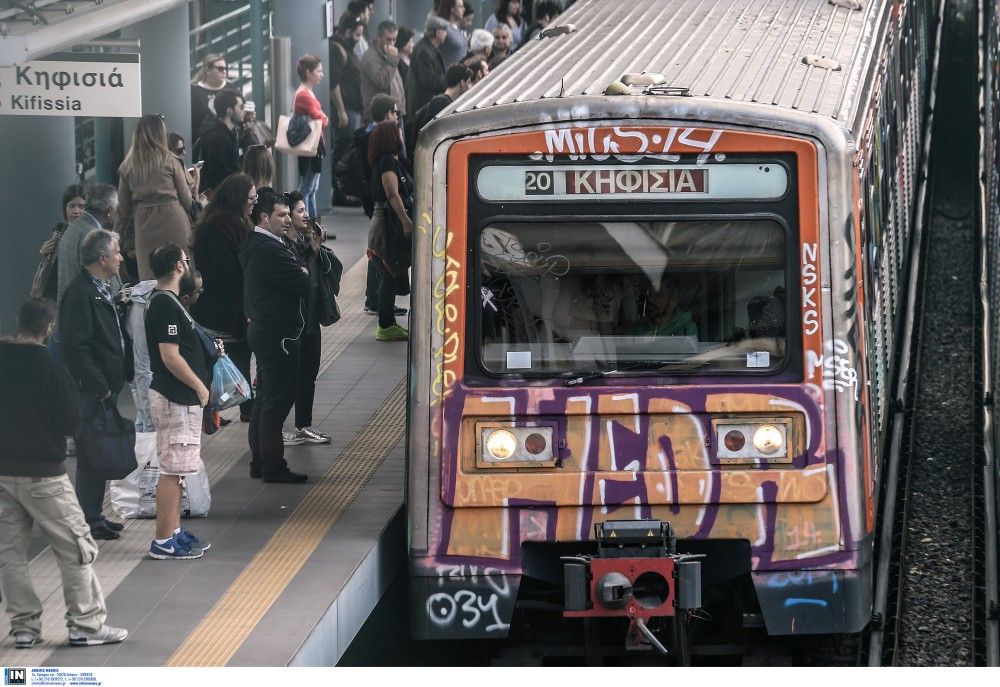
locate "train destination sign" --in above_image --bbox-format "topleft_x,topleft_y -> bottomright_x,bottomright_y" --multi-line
476,163 -> 788,202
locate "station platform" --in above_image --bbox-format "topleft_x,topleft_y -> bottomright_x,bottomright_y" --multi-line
0,208 -> 408,667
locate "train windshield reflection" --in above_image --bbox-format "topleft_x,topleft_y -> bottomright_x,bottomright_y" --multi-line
478,219 -> 790,375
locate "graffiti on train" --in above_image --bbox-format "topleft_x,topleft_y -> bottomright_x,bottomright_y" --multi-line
425,566 -> 512,634
531,125 -> 725,164
807,339 -> 860,401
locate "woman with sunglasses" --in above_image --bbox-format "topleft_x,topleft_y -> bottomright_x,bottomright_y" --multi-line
117,113 -> 195,280
190,53 -> 230,136
279,191 -> 331,446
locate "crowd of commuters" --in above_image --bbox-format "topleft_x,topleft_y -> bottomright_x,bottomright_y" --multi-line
2,0 -> 566,650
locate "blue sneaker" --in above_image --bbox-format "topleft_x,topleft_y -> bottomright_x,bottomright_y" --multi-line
148,536 -> 203,560
176,529 -> 211,552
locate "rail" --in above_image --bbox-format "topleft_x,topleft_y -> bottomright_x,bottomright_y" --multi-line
188,0 -> 271,97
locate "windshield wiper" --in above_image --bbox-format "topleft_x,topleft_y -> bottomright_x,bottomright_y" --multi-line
565,359 -> 709,386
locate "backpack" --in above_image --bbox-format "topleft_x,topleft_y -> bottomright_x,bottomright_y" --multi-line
335,126 -> 366,200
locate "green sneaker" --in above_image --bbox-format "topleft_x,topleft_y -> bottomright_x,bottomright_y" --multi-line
376,324 -> 408,342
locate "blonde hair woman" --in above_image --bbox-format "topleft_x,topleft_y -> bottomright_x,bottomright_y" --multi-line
242,144 -> 274,191
190,53 -> 229,133
117,113 -> 195,280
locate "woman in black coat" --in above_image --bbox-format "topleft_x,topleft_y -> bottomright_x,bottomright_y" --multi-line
191,173 -> 256,420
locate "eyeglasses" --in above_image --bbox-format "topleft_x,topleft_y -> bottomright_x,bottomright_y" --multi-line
249,194 -> 258,203
182,257 -> 191,265
212,64 -> 227,72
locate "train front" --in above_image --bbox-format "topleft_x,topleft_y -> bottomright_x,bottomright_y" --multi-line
407,108 -> 873,651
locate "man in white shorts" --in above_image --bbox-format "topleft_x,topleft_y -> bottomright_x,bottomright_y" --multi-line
144,243 -> 213,560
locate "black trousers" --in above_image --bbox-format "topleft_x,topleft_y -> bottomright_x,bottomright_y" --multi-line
247,323 -> 300,477
294,329 -> 322,429
364,261 -> 378,310
376,261 -> 398,329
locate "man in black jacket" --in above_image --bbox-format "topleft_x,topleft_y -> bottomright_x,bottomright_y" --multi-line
59,229 -> 133,540
0,299 -> 128,649
406,15 -> 449,122
240,188 -> 311,483
194,90 -> 244,194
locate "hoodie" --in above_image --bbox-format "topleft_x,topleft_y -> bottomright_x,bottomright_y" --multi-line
0,340 -> 80,476
194,116 -> 240,192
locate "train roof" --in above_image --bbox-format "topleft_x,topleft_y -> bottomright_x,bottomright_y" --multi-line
446,0 -> 892,134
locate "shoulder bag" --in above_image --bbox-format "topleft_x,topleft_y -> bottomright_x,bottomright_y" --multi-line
275,114 -> 323,157
317,246 -> 343,326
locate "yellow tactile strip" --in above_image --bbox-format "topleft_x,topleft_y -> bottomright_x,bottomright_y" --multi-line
166,381 -> 405,666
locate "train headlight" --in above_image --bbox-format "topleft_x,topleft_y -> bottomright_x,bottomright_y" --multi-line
477,425 -> 557,467
752,425 -> 784,455
485,429 -> 518,460
713,419 -> 791,464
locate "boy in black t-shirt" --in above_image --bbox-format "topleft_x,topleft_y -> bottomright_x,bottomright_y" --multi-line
144,243 -> 214,560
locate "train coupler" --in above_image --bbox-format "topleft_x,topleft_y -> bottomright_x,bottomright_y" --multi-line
562,520 -> 703,654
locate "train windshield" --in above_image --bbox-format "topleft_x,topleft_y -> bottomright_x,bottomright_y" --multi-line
478,219 -> 789,375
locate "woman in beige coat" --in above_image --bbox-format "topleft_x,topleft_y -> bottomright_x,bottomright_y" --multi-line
118,114 -> 196,280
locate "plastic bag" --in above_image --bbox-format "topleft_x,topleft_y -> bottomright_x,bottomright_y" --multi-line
211,353 -> 252,411
110,431 -> 211,518
109,432 -> 157,518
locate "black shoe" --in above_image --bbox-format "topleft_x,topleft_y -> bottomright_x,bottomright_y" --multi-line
220,417 -> 233,427
100,516 -> 124,532
249,464 -> 261,479
262,470 -> 308,484
394,306 -> 408,317
90,523 -> 121,540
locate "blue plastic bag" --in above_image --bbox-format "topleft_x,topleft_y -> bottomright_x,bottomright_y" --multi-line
210,353 -> 252,411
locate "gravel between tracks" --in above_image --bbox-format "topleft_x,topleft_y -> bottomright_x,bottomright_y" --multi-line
896,0 -> 977,666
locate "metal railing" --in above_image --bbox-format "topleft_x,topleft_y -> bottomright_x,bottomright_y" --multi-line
189,0 -> 271,100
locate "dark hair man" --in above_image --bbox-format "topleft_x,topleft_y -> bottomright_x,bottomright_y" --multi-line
239,189 -> 311,483
194,89 -> 244,193
145,243 -> 213,559
406,15 -> 450,121
528,1 -> 562,39
410,63 -> 473,146
330,14 -> 367,206
0,299 -> 128,648
58,229 -> 133,541
345,0 -> 375,58
360,20 -> 407,122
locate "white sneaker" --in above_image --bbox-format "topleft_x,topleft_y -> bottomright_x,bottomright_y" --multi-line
68,624 -> 128,646
282,430 -> 306,446
14,630 -> 40,649
295,427 -> 331,444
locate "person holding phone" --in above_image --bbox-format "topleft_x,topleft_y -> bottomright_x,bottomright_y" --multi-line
117,114 -> 196,280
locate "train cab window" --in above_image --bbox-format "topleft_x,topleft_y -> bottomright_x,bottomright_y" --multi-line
478,219 -> 789,375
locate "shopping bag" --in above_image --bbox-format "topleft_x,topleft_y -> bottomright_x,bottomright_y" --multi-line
210,353 -> 252,411
183,465 -> 211,518
109,432 -> 157,519
77,398 -> 137,480
275,114 -> 323,157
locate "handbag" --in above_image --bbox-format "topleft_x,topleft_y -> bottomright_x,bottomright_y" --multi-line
275,114 -> 323,157
77,398 -> 138,481
317,246 -> 343,326
240,120 -> 275,149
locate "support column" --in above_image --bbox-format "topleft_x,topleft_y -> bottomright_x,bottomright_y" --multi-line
0,116 -> 76,333
122,4 -> 193,146
271,0 -> 333,212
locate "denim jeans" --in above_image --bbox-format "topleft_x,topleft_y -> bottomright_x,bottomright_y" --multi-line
298,171 -> 322,218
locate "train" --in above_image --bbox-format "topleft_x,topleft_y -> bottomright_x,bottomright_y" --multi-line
405,0 -> 939,660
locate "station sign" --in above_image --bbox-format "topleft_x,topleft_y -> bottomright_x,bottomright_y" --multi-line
476,163 -> 788,202
0,53 -> 142,118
